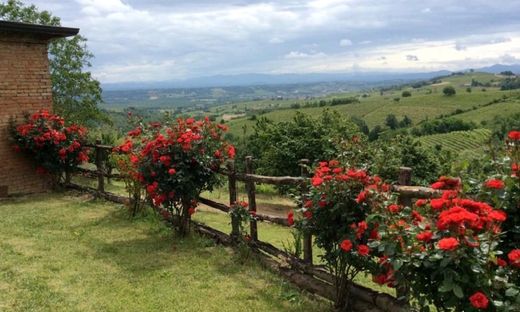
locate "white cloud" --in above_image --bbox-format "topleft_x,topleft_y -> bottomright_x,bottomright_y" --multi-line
269,37 -> 285,44
75,0 -> 132,15
284,51 -> 327,58
340,39 -> 352,46
22,0 -> 520,82
455,35 -> 512,51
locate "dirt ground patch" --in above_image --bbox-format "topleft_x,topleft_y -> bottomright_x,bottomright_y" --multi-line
430,81 -> 450,86
222,113 -> 246,121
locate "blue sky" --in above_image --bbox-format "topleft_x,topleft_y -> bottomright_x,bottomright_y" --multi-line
16,0 -> 520,83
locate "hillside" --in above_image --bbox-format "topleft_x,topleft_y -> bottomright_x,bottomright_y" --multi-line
102,71 -> 520,158
222,73 -> 518,134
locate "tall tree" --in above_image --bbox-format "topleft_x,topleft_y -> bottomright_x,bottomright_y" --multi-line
385,114 -> 399,130
247,109 -> 362,178
0,0 -> 109,126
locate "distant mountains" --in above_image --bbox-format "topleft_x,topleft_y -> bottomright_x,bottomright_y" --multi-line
101,64 -> 520,91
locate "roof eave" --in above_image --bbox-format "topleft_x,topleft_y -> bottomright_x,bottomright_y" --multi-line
0,20 -> 79,39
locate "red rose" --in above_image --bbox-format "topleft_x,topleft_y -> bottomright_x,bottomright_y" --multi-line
373,274 -> 387,285
356,191 -> 367,203
387,204 -> 400,213
430,181 -> 446,189
508,130 -> 520,141
469,292 -> 488,308
412,210 -> 423,222
188,208 -> 196,215
495,258 -> 507,267
287,211 -> 294,226
357,244 -> 370,256
485,179 -> 504,189
312,176 -> 324,187
414,199 -> 427,207
430,198 -> 447,211
416,231 -> 433,242
438,237 -> 459,251
488,210 -> 506,222
340,239 -> 353,251
508,249 -> 520,268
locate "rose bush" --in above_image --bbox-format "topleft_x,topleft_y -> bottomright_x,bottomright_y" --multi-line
290,132 -> 520,311
113,115 -> 234,236
228,200 -> 257,239
9,110 -> 90,187
291,154 -> 381,310
361,174 -> 520,311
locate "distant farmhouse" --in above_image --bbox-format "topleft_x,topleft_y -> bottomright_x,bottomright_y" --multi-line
0,20 -> 78,196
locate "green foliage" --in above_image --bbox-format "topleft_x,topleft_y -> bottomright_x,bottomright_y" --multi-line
89,125 -> 121,180
0,0 -> 108,127
350,115 -> 370,135
500,71 -> 515,76
385,114 -> 399,130
500,77 -> 520,90
491,112 -> 520,140
402,90 -> 412,97
247,109 -> 362,178
413,118 -> 478,136
443,86 -> 456,96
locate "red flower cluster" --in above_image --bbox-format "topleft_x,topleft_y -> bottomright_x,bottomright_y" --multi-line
430,176 -> 461,190
311,160 -> 371,188
10,110 -> 90,180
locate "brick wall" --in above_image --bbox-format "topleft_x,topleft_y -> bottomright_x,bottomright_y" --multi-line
0,32 -> 53,195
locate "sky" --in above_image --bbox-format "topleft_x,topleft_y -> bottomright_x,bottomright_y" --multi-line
15,0 -> 520,83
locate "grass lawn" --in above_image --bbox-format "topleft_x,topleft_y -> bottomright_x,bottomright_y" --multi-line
0,192 -> 331,312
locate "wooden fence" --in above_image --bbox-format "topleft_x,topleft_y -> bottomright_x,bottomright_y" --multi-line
69,142 -> 439,312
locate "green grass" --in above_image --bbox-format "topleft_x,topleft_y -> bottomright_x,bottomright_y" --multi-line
0,192 -> 331,312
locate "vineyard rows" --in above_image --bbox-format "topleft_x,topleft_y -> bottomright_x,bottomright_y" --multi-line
418,128 -> 492,153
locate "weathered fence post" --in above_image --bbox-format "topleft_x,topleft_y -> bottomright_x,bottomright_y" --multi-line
300,159 -> 313,264
397,167 -> 412,207
396,166 -> 412,302
95,139 -> 105,193
228,159 -> 240,241
245,156 -> 258,241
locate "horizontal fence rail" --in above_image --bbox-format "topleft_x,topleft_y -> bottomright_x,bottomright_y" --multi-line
69,143 -> 440,312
